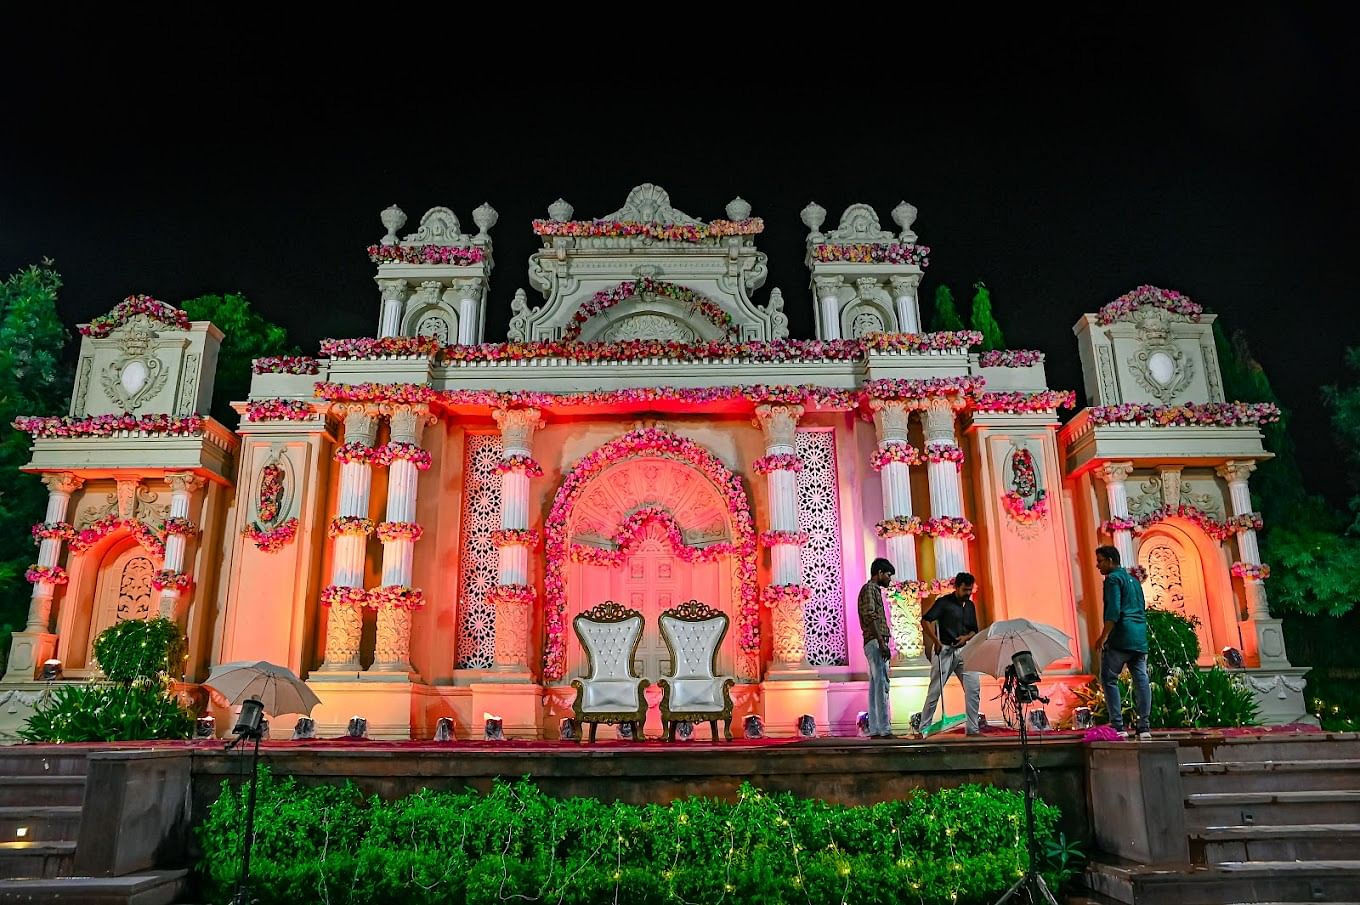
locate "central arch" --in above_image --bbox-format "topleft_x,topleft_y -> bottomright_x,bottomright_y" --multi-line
542,427 -> 757,683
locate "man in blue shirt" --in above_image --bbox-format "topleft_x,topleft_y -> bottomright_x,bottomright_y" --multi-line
1095,545 -> 1152,739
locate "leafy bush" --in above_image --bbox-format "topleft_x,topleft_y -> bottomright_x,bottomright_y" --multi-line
197,773 -> 1070,905
92,616 -> 185,682
19,682 -> 193,742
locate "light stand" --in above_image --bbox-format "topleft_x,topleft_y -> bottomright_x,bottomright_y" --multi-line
225,698 -> 266,905
994,653 -> 1059,905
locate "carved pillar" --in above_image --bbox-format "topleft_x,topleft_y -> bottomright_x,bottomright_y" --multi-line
755,404 -> 809,668
453,278 -> 482,345
377,279 -> 409,339
491,407 -> 542,673
918,398 -> 970,580
1217,460 -> 1288,668
870,400 -> 924,664
889,274 -> 923,334
5,473 -> 83,682
1097,462 -> 1137,568
372,404 -> 435,674
317,406 -> 378,673
157,472 -> 204,619
814,276 -> 844,341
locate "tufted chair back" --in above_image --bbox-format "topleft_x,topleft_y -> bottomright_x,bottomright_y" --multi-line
657,601 -> 734,717
572,602 -> 647,715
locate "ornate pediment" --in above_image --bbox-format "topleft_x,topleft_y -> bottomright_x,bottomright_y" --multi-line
600,183 -> 702,226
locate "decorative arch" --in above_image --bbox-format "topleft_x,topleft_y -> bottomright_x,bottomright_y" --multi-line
543,427 -> 756,681
563,279 -> 739,343
1136,519 -> 1235,664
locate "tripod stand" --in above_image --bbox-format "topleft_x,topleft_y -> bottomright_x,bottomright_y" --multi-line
994,680 -> 1059,905
225,703 -> 265,905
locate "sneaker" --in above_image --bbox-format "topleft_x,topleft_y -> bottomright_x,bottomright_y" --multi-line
1137,731 -> 1153,741
965,729 -> 982,737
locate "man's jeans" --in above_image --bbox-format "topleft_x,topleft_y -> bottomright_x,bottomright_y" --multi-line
918,645 -> 981,734
1101,646 -> 1151,733
864,640 -> 891,736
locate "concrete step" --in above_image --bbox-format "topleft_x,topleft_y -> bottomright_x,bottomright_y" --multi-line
0,869 -> 189,904
0,751 -> 90,777
0,841 -> 76,880
0,806 -> 81,843
1192,823 -> 1360,863
0,778 -> 84,809
1084,857 -> 1360,904
1185,789 -> 1360,829
1177,733 -> 1360,765
1179,758 -> 1360,794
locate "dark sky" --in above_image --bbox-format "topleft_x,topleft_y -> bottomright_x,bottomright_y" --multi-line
2,15 -> 1355,503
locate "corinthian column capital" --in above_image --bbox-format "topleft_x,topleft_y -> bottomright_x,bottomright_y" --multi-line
493,407 -> 543,455
869,399 -> 912,445
1216,460 -> 1257,486
752,404 -> 804,451
382,403 -> 438,446
1097,461 -> 1136,486
41,472 -> 84,495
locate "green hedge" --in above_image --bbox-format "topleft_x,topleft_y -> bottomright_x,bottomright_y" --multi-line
197,773 -> 1068,904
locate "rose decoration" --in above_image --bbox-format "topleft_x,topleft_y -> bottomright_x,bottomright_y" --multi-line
875,516 -> 923,538
367,245 -> 485,266
80,294 -> 190,337
31,522 -> 75,543
151,569 -> 192,591
321,585 -> 370,607
242,518 -> 298,553
760,530 -> 809,547
377,521 -> 425,543
328,516 -> 375,538
252,356 -> 320,375
13,414 -> 205,439
811,243 -> 930,266
367,584 -> 426,609
244,399 -> 316,422
25,564 -> 68,585
1096,285 -> 1203,325
752,453 -> 804,475
374,442 -> 432,471
495,455 -> 544,478
870,445 -> 923,470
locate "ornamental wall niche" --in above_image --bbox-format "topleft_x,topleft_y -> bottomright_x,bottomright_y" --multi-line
1073,307 -> 1224,407
72,315 -> 222,419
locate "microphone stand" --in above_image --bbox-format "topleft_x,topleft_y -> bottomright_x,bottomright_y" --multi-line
226,726 -> 263,905
994,677 -> 1058,905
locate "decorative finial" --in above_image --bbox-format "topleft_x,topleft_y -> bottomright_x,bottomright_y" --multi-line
548,198 -> 574,222
472,203 -> 498,242
800,202 -> 827,243
891,201 -> 918,242
380,205 -> 407,247
725,197 -> 752,221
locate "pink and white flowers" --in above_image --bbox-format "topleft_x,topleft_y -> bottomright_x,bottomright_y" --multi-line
328,516 -> 375,538
251,356 -> 320,375
760,530 -> 809,547
242,518 -> 298,553
1088,402 -> 1281,428
13,414 -> 205,439
368,584 -> 426,609
1002,490 -> 1049,525
972,391 -> 1077,413
870,445 -> 923,470
30,522 -> 75,543
875,516 -> 923,538
321,585 -> 369,607
334,442 -> 378,465
920,517 -> 976,540
1231,562 -> 1271,580
367,245 -> 486,266
532,218 -> 764,242
25,564 -> 68,585
761,584 -> 812,607
485,584 -> 536,607
491,528 -> 540,547
377,521 -> 425,543
811,243 -> 930,266
68,515 -> 165,557
243,399 -> 316,422
151,569 -> 192,592
752,453 -> 804,475
374,442 -> 432,471
978,349 -> 1044,368
561,278 -> 738,342
1096,286 -> 1203,325
495,455 -> 544,478
925,442 -> 965,468
80,295 -> 190,337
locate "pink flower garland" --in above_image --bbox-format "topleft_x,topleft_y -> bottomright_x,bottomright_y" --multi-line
760,530 -> 809,547
496,455 -> 544,478
244,399 -> 316,422
317,382 -> 866,413
80,295 -> 190,337
367,245 -> 486,266
875,516 -> 923,538
569,508 -> 738,566
889,578 -> 956,600
761,584 -> 812,608
368,584 -> 426,609
1100,506 -> 1264,543
925,443 -> 965,468
1002,490 -> 1049,525
25,564 -> 68,585
870,445 -> 923,470
861,332 -> 983,353
321,585 -> 369,607
151,569 -> 191,592
242,518 -> 298,553
31,522 -> 75,543
543,427 -> 758,680
328,516 -> 375,538
561,278 -> 738,342
13,414 -> 205,439
377,521 -> 425,543
1231,562 -> 1271,580
1128,566 -> 1148,582
252,356 -> 320,375
752,453 -> 804,475
811,243 -> 930,266
1099,517 -> 1141,534
334,442 -> 378,465
162,517 -> 197,538
491,528 -> 540,547
972,391 -> 1077,413
1096,285 -> 1203,325
69,515 -> 165,556
1088,402 -> 1281,428
863,376 -> 984,400
486,584 -> 536,607
978,349 -> 1044,368
374,442 -> 432,471
319,336 -> 443,360
921,517 -> 976,540
532,218 -> 764,242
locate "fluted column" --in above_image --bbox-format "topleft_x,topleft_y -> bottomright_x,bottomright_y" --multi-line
870,400 -> 924,663
491,407 -> 543,673
919,398 -> 970,580
1097,462 -> 1137,568
318,406 -> 378,673
814,276 -> 844,341
26,473 -> 83,632
754,403 -> 809,669
156,472 -> 204,619
889,274 -> 923,334
1217,460 -> 1288,667
372,404 -> 435,673
377,279 -> 409,339
453,278 -> 482,345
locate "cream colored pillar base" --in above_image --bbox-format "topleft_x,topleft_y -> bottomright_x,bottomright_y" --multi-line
2,632 -> 56,684
761,678 -> 830,737
305,679 -> 420,740
470,683 -> 545,739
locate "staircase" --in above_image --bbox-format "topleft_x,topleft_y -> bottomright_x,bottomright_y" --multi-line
1084,732 -> 1360,904
0,748 -> 188,904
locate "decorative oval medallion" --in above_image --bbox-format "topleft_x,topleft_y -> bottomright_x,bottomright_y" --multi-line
120,360 -> 149,395
1147,350 -> 1176,386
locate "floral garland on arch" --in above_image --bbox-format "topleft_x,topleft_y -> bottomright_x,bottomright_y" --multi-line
811,243 -> 930,266
924,443 -> 965,468
544,427 -> 757,681
1099,506 -> 1263,543
875,516 -> 923,538
570,508 -> 738,567
532,218 -> 764,242
368,584 -> 426,609
978,349 -> 1044,368
1231,562 -> 1271,580
374,442 -> 432,471
495,455 -> 544,478
25,564 -> 68,585
69,515 -> 166,556
1096,285 -> 1203,325
920,517 -> 976,540
242,518 -> 298,553
491,528 -> 540,547
485,584 -> 535,608
1088,402 -> 1281,428
760,530 -> 809,547
366,244 -> 486,266
752,453 -> 804,475
12,414 -> 204,439
870,445 -> 923,470
80,295 -> 190,338
1002,490 -> 1049,525
761,584 -> 812,608
151,569 -> 191,592
321,585 -> 369,607
561,278 -> 738,342
328,516 -> 375,538
243,399 -> 316,422
251,356 -> 319,375
377,521 -> 425,543
31,522 -> 75,543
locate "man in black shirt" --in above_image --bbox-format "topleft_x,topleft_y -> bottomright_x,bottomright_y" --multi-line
915,572 -> 983,737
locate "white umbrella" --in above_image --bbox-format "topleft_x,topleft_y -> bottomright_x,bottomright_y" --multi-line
203,660 -> 320,716
958,618 -> 1071,678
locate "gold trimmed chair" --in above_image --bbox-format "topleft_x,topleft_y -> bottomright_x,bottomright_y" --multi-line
570,601 -> 650,743
658,600 -> 735,742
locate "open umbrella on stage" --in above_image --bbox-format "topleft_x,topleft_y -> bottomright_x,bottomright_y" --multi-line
958,618 -> 1071,679
203,661 -> 319,905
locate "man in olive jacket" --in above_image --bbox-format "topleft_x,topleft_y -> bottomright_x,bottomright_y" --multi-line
858,558 -> 896,738
1095,545 -> 1152,739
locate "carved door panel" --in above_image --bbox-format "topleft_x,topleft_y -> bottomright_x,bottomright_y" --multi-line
615,527 -> 686,680
90,543 -> 157,658
1137,533 -> 1213,664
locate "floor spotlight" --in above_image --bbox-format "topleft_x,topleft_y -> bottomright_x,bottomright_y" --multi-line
195,716 -> 216,739
797,715 -> 817,738
557,718 -> 575,741
435,717 -> 455,742
856,712 -> 871,738
291,718 -> 317,740
484,714 -> 504,741
1073,706 -> 1094,730
40,659 -> 62,681
346,716 -> 368,739
676,720 -> 694,741
743,715 -> 764,739
1222,646 -> 1245,669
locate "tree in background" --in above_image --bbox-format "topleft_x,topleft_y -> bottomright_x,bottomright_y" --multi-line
180,293 -> 299,427
0,262 -> 71,666
968,281 -> 1007,351
929,284 -> 966,332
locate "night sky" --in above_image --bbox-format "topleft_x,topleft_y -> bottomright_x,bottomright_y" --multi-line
2,15 -> 1355,502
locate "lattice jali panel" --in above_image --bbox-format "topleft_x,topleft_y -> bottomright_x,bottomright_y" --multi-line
455,433 -> 503,669
796,430 -> 847,666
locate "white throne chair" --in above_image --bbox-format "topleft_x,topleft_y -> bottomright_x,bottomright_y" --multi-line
658,600 -> 736,742
570,602 -> 650,743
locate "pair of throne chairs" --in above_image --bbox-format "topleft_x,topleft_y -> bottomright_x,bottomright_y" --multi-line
570,600 -> 735,743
